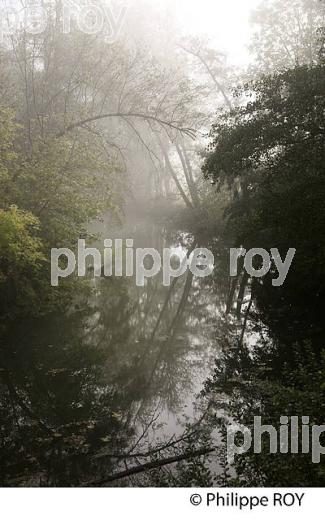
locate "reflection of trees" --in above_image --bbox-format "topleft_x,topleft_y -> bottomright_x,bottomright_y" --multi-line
91,235 -> 203,416
195,230 -> 325,486
200,331 -> 325,487
0,222 -> 221,486
0,303 -> 134,486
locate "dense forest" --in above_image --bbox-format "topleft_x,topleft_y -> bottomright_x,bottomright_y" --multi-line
0,0 -> 325,487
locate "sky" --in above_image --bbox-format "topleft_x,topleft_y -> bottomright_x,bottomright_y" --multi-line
156,0 -> 262,64
0,0 -> 263,65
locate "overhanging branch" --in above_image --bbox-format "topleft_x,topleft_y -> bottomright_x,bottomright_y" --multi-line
57,113 -> 197,139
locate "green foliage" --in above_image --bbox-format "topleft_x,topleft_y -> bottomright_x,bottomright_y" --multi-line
0,206 -> 46,324
204,65 -> 325,346
0,107 -> 18,186
202,63 -> 325,486
204,65 -> 325,185
9,136 -> 117,247
0,206 -> 44,267
0,90 -> 120,321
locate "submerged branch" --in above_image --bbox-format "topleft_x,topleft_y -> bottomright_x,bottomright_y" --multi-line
85,447 -> 215,486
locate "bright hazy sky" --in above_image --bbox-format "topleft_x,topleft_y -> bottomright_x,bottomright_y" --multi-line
1,0 -> 263,65
157,0 -> 262,64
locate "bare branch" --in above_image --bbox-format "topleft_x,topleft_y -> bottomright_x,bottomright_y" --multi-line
57,113 -> 197,139
177,44 -> 233,110
85,447 -> 215,486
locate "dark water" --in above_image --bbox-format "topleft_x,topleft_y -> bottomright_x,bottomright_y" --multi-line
0,208 -> 231,486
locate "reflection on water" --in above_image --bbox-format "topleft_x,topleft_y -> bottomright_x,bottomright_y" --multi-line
0,210 -> 229,486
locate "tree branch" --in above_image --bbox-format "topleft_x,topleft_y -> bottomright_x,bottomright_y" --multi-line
57,113 -> 197,139
178,44 -> 233,110
85,447 -> 215,486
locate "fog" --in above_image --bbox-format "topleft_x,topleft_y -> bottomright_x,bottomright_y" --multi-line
0,0 -> 325,491
155,0 -> 261,63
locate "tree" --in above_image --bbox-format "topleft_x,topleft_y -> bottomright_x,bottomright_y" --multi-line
197,60 -> 325,487
249,0 -> 325,72
0,206 -> 46,325
203,64 -> 325,347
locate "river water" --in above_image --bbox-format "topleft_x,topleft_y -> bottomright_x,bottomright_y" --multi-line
1,205 -> 235,486
90,207 -> 222,440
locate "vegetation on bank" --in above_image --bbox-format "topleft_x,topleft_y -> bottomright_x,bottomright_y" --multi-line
199,63 -> 325,486
0,0 -> 325,486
